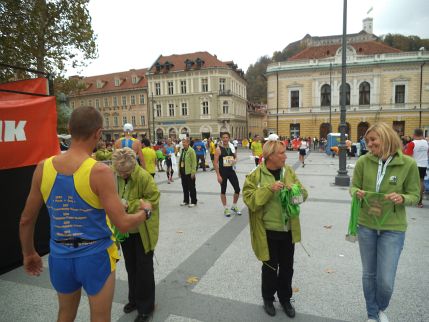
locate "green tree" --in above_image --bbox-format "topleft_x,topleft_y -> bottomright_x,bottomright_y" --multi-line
245,56 -> 272,103
0,0 -> 97,82
381,33 -> 429,52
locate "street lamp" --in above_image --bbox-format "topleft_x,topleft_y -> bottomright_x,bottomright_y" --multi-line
151,92 -> 155,142
335,0 -> 350,186
329,62 -> 332,133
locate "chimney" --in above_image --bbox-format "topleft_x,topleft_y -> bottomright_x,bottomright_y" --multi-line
363,17 -> 373,34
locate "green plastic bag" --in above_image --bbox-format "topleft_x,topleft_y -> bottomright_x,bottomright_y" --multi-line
347,193 -> 361,239
279,184 -> 303,219
112,225 -> 129,243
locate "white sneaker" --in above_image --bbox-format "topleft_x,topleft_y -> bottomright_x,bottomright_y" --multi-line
188,203 -> 196,208
378,310 -> 389,322
180,202 -> 189,206
367,319 -> 377,322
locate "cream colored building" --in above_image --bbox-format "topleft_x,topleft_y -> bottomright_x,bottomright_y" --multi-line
266,43 -> 429,140
68,69 -> 149,141
146,52 -> 247,140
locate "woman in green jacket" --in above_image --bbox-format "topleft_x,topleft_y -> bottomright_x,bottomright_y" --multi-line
243,136 -> 308,318
178,138 -> 198,207
112,148 -> 160,322
351,122 -> 420,322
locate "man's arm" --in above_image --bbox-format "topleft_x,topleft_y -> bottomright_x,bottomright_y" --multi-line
19,162 -> 44,276
91,163 -> 146,233
403,141 -> 414,156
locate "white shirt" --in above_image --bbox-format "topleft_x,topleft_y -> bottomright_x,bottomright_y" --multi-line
412,139 -> 429,167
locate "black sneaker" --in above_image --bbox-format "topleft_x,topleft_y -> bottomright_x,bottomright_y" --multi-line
280,300 -> 296,318
263,299 -> 276,316
123,302 -> 137,314
134,313 -> 152,322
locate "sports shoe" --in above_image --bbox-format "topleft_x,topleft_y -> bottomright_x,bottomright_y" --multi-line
367,319 -> 377,322
280,300 -> 296,318
378,310 -> 389,322
224,208 -> 231,217
231,205 -> 241,215
123,302 -> 137,314
417,203 -> 423,208
180,202 -> 189,206
188,203 -> 196,208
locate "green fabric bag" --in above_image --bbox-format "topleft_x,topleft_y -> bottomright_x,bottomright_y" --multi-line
112,225 -> 129,242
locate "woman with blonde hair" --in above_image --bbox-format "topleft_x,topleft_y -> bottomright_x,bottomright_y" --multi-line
350,122 -> 420,322
243,134 -> 308,318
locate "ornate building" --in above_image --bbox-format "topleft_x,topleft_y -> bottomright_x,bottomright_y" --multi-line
266,23 -> 429,140
68,69 -> 149,141
146,52 -> 247,140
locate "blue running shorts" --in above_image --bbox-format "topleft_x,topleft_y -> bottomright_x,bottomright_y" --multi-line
49,243 -> 118,296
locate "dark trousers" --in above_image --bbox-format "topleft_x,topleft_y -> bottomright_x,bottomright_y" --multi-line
180,173 -> 197,204
196,155 -> 206,171
121,233 -> 155,315
262,231 -> 295,303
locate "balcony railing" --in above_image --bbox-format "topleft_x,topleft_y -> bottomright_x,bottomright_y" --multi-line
218,89 -> 232,96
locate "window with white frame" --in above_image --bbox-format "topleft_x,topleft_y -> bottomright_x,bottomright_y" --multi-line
181,102 -> 188,116
104,97 -> 109,107
168,81 -> 174,95
321,84 -> 331,107
180,80 -> 187,94
122,116 -> 127,125
131,116 -> 136,126
290,90 -> 300,108
130,95 -> 136,105
139,94 -> 145,104
132,76 -> 138,84
95,99 -> 100,108
121,96 -> 127,106
141,115 -> 145,126
96,80 -> 103,88
113,96 -> 118,107
223,101 -> 229,114
219,78 -> 226,92
156,104 -> 162,117
169,103 -> 175,117
104,117 -> 109,127
114,116 -> 118,127
202,101 -> 209,115
359,82 -> 370,105
88,99 -> 93,106
395,85 -> 406,104
115,79 -> 120,87
201,78 -> 208,92
155,82 -> 161,95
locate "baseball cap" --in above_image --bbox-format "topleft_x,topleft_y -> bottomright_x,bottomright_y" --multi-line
123,123 -> 133,132
265,133 -> 279,141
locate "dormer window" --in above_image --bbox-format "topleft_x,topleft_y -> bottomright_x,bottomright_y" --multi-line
131,76 -> 139,84
114,79 -> 120,87
164,61 -> 174,71
184,59 -> 194,70
155,62 -> 162,73
96,80 -> 103,88
195,58 -> 205,68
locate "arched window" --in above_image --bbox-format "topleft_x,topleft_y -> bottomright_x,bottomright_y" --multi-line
339,83 -> 350,106
359,82 -> 370,105
321,84 -> 331,107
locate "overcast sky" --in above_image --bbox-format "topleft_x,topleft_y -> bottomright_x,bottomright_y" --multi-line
68,0 -> 429,77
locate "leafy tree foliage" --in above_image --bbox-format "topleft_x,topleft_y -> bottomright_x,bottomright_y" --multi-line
245,56 -> 272,103
0,0 -> 97,82
381,33 -> 429,52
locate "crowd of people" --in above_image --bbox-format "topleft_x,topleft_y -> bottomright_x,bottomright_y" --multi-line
20,105 -> 427,322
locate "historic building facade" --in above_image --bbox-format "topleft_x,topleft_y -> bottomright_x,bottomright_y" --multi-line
247,102 -> 268,138
68,69 -> 149,141
146,52 -> 247,140
266,42 -> 429,140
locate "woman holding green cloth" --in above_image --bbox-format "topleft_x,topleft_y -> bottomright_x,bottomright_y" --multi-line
112,148 -> 160,322
243,135 -> 307,318
350,122 -> 420,322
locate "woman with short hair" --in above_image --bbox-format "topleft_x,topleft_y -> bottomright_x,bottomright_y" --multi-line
243,136 -> 308,318
351,122 -> 420,322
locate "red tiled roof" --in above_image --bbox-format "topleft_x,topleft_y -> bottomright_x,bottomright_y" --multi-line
72,68 -> 148,96
148,51 -> 233,73
289,41 -> 401,60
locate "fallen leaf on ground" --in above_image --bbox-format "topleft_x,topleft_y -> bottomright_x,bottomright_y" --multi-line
323,225 -> 333,229
339,254 -> 344,257
176,230 -> 184,234
292,287 -> 300,293
186,276 -> 199,284
324,268 -> 336,274
411,218 -> 416,220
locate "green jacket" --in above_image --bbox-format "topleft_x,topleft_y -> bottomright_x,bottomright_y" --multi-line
116,165 -> 160,253
350,150 -> 420,231
179,147 -> 197,175
95,149 -> 112,161
243,163 -> 308,262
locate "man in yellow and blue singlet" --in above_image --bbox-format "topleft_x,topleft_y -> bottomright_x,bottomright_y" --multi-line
115,123 -> 146,169
20,106 -> 150,322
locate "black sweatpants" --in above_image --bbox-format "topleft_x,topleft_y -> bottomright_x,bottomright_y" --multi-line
121,233 -> 155,315
262,230 -> 295,303
180,173 -> 197,204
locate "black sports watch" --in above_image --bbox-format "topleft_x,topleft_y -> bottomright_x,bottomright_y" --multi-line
144,208 -> 152,220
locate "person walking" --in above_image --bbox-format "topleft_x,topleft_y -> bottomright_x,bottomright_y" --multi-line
19,106 -> 149,322
403,128 -> 428,208
251,135 -> 263,167
112,148 -> 160,322
208,137 -> 216,170
163,138 -> 177,183
141,138 -> 156,178
178,138 -> 197,207
351,122 -> 420,322
214,132 -> 241,217
193,138 -> 207,171
114,123 -> 145,169
298,138 -> 308,167
243,134 -> 308,318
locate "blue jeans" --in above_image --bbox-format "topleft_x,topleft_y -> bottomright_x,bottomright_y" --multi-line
358,226 -> 405,320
